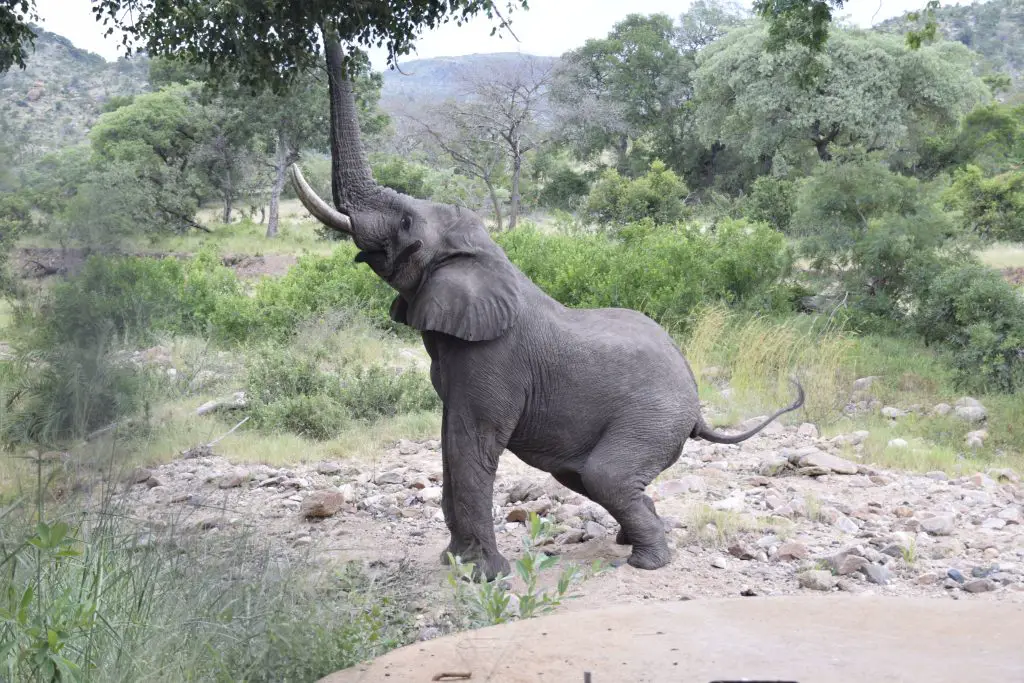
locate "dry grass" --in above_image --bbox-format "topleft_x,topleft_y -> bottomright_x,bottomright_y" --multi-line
682,305 -> 853,427
683,502 -> 792,548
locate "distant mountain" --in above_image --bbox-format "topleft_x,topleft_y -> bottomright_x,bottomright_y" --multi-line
380,52 -> 559,110
0,26 -> 150,163
876,0 -> 1024,89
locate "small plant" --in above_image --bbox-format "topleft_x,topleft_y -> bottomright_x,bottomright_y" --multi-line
445,513 -> 604,628
900,539 -> 918,566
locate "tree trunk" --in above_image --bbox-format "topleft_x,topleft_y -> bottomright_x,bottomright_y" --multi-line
486,180 -> 504,232
509,144 -> 522,230
267,133 -> 290,238
222,168 -> 233,223
323,29 -> 377,210
259,206 -> 265,224
615,135 -> 630,175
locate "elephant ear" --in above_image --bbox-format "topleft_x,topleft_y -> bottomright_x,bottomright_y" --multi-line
405,245 -> 522,342
389,295 -> 409,324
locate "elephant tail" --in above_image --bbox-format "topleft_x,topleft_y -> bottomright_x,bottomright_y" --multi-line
691,379 -> 805,444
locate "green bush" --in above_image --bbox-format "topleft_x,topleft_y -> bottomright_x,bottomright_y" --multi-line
257,394 -> 351,440
341,365 -> 439,421
910,260 -> 1024,392
745,175 -> 797,231
583,160 -> 689,228
538,166 -> 591,210
371,155 -> 434,199
943,165 -> 1024,242
498,218 -> 793,329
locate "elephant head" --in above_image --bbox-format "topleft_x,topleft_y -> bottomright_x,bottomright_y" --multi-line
290,44 -> 523,343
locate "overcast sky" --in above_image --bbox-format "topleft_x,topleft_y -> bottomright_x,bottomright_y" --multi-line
34,0 -> 931,69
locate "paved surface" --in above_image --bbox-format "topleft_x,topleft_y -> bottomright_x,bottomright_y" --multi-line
321,596 -> 1024,683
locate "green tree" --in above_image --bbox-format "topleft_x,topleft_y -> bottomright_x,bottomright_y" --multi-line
550,13 -> 692,175
694,25 -> 989,169
584,160 -> 690,229
0,0 -> 38,71
944,165 -> 1024,243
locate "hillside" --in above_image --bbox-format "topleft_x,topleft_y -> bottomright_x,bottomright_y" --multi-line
877,0 -> 1024,88
380,52 -> 559,110
0,26 -> 150,164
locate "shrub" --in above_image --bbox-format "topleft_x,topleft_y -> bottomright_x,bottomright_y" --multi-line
943,165 -> 1024,242
911,260 -> 1024,392
341,365 -> 439,421
744,175 -> 797,231
371,155 -> 434,199
497,219 -> 792,330
538,166 -> 591,211
583,160 -> 689,228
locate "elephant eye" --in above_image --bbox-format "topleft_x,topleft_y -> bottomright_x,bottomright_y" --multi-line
401,215 -> 412,231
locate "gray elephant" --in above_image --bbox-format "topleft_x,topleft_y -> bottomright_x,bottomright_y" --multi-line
291,65 -> 804,581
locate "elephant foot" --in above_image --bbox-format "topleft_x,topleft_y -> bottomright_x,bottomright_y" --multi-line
440,543 -> 510,582
626,538 -> 672,570
615,527 -> 630,545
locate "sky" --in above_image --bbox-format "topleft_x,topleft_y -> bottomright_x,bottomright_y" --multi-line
34,0 -> 932,70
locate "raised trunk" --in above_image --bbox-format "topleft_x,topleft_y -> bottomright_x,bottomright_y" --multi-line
323,30 -> 378,211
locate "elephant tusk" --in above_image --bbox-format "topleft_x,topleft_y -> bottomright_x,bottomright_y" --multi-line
289,163 -> 353,234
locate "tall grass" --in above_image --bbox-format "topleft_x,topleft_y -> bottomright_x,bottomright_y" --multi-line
0,456 -> 417,682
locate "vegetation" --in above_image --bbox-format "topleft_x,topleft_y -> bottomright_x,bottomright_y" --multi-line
1,0 -> 1024,679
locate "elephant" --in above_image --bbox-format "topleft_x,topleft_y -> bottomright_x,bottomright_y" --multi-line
290,61 -> 804,581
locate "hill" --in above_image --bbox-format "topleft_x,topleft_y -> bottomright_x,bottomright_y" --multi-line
876,0 -> 1024,89
0,26 -> 150,164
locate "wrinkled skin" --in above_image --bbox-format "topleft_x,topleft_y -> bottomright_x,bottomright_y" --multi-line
292,62 -> 803,581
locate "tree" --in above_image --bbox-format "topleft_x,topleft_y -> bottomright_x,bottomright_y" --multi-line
944,165 -> 1024,243
693,25 -> 990,170
0,0 -> 38,72
91,0 -> 528,233
550,14 -> 691,176
676,0 -> 747,53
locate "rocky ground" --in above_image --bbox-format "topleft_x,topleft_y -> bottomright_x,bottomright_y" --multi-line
114,411 -> 1024,639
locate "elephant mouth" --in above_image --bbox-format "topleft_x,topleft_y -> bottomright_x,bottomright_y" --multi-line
354,240 -> 422,277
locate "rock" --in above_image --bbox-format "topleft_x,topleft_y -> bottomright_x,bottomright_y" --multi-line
925,471 -> 949,482
931,403 -> 952,416
776,541 -> 809,561
860,563 -> 892,586
375,470 -> 405,485
508,478 -> 544,503
962,578 -> 996,593
954,405 -> 987,423
833,514 -> 859,534
881,406 -> 905,419
965,435 -> 985,450
196,391 -> 247,416
916,572 -> 941,586
316,462 -> 343,475
218,468 -> 248,489
553,504 -> 580,523
582,521 -> 607,541
711,494 -> 746,512
851,376 -> 879,392
920,513 -> 955,536
657,476 -> 706,496
966,429 -> 988,444
418,626 -> 442,642
555,529 -> 585,544
797,451 -> 859,475
828,552 -> 869,576
398,439 -> 423,455
997,507 -> 1021,523
417,486 -> 443,504
830,431 -> 870,447
407,474 -> 432,490
946,568 -> 966,584
301,491 -> 347,518
981,518 -> 1007,530
796,423 -> 819,439
701,366 -> 723,380
955,396 -> 984,408
506,498 -> 553,523
727,543 -> 757,560
711,556 -> 730,569
887,438 -> 909,449
798,570 -> 836,592
130,467 -> 154,484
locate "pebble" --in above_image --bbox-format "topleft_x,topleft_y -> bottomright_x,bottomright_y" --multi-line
300,491 -> 347,518
920,513 -> 956,536
798,570 -> 836,591
776,541 -> 809,561
861,563 -> 892,585
962,578 -> 996,593
947,568 -> 966,584
711,556 -> 729,569
887,438 -> 909,449
582,521 -> 607,541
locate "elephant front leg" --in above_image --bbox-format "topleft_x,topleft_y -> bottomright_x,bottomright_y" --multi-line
437,408 -> 510,582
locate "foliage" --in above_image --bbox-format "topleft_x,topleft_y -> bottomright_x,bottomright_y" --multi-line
583,160 -> 690,228
245,343 -> 438,440
91,0 -> 530,90
744,175 -> 798,231
0,503 -> 415,682
0,0 -> 38,72
910,260 -> 1024,392
497,218 -> 794,329
694,25 -> 990,168
790,159 -> 954,316
944,165 -> 1024,242
446,513 -> 604,627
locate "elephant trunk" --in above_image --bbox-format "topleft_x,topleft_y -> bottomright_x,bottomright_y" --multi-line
323,29 -> 381,211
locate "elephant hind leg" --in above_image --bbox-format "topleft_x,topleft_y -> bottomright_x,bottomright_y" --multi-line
553,470 -> 647,546
615,494 -> 658,546
581,438 -> 672,570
